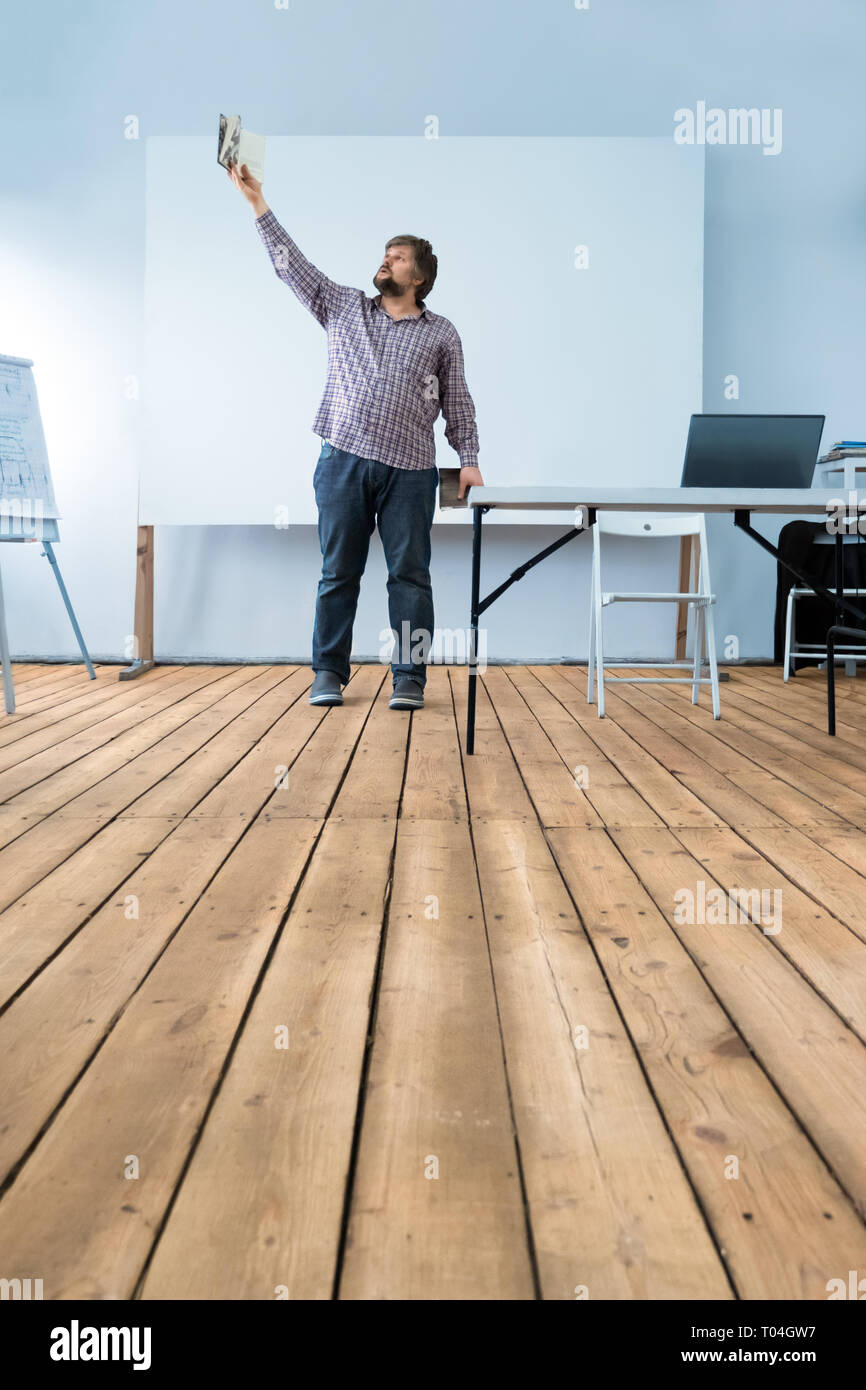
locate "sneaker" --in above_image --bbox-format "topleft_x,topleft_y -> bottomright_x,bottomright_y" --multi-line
309,670 -> 343,706
389,676 -> 424,710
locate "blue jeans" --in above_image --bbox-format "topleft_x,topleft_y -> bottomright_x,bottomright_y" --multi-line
312,442 -> 438,687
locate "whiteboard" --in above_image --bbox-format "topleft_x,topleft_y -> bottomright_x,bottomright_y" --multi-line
0,354 -> 61,526
142,137 -> 704,526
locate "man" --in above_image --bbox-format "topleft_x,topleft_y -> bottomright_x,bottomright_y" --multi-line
228,160 -> 483,710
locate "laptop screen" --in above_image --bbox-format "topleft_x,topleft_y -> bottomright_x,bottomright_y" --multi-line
681,414 -> 825,488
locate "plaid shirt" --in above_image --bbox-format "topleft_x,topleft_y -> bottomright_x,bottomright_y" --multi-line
255,209 -> 479,471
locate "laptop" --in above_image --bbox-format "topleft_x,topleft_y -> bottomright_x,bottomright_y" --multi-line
680,414 -> 825,488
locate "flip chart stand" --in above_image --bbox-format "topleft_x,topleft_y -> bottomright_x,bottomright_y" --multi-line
0,557 -> 13,714
0,352 -> 95,713
0,519 -> 95,714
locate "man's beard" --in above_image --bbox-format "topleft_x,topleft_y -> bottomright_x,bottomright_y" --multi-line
374,270 -> 401,296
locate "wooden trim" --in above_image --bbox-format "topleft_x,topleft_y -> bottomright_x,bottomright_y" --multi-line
675,533 -> 697,659
118,524 -> 154,680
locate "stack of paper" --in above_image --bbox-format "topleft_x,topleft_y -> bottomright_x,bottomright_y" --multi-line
217,114 -> 265,183
820,440 -> 866,462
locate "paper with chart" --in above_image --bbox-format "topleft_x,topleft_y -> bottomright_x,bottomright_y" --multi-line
0,356 -> 61,519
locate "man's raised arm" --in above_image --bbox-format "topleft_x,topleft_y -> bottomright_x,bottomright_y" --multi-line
227,160 -> 355,328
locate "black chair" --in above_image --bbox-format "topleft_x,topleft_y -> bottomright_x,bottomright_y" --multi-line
775,520 -> 866,670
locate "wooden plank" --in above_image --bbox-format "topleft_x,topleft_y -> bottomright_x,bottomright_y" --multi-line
338,817 -> 535,1300
572,667 -> 850,828
506,667 -> 721,830
399,666 -> 468,821
478,668 -> 605,828
2,667 -> 280,818
122,523 -> 154,675
704,671 -> 866,774
746,662 -> 866,712
1,664 -> 57,683
337,670 -> 533,1296
470,668 -> 608,828
115,667 -> 316,822
139,697 -> 408,1299
734,825 -> 866,947
136,819 -> 390,1300
4,671 -> 113,711
213,666 -> 385,821
533,666 -> 790,832
451,669 -> 545,825
675,532 -> 696,660
0,665 -> 211,771
0,817 -> 178,1007
578,669 -> 851,831
673,826 -> 866,1036
0,677 -> 370,1187
613,827 -> 866,1214
0,666 -> 251,805
4,666 -> 95,697
0,670 -> 289,860
642,667 -> 866,788
135,524 -> 154,664
547,824 -> 866,1298
7,663 -> 83,684
742,667 -> 866,739
0,814 -> 321,1298
0,669 -> 298,912
322,676 -> 407,824
732,666 -> 866,747
452,673 -> 731,1297
557,666 -> 746,772
608,671 -> 866,827
0,816 -> 246,1186
0,664 -> 182,752
497,665 -> 664,829
808,823 -> 866,876
469,817 -> 731,1300
0,669 -> 321,987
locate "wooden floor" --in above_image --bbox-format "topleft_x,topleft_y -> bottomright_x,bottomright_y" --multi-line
0,659 -> 865,1300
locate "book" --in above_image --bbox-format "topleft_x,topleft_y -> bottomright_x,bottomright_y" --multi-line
438,467 -> 469,509
217,114 -> 265,183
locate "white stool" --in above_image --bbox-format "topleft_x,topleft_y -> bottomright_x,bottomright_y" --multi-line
587,512 -> 720,719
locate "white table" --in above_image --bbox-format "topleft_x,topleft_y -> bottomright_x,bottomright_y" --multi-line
464,486 -> 866,751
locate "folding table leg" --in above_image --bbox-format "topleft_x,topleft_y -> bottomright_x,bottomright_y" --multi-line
466,506 -> 483,755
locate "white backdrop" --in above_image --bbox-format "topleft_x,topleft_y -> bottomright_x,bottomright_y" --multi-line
142,136 -> 704,527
